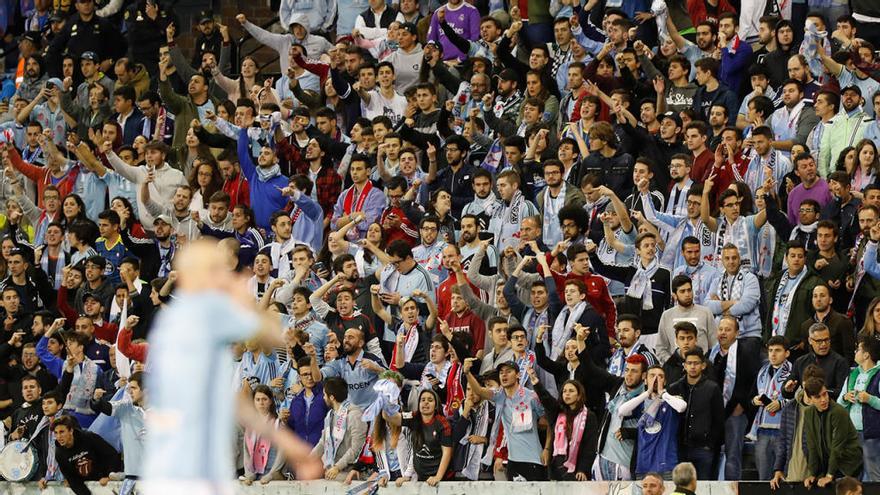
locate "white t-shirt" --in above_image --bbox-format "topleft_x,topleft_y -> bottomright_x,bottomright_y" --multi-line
363,89 -> 408,126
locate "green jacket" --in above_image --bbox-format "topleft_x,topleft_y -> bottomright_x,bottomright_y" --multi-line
763,270 -> 822,343
158,79 -> 219,151
818,109 -> 872,178
804,402 -> 862,477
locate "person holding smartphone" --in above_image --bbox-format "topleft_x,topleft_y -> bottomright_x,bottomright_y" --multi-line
750,335 -> 793,480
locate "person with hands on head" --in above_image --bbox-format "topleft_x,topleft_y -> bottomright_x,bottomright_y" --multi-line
35,317 -> 66,379
701,172 -> 768,273
309,325 -> 385,410
373,284 -> 435,369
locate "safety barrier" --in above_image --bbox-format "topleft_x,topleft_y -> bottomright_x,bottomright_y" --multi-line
0,480 -> 874,494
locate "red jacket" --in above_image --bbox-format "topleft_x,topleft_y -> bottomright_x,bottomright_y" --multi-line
686,0 -> 736,26
56,286 -> 118,341
690,148 -> 715,183
436,273 -> 481,321
444,309 -> 487,354
9,147 -> 78,208
223,173 -> 250,209
117,325 -> 148,363
380,206 -> 419,247
543,253 -> 618,341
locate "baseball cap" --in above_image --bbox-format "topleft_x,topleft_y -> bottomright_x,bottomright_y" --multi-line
80,51 -> 99,62
153,214 -> 172,226
46,78 -> 64,89
841,85 -> 862,96
19,31 -> 40,46
496,361 -> 519,373
400,22 -> 418,36
660,111 -> 682,127
49,10 -> 64,22
498,68 -> 518,82
82,291 -> 101,303
198,10 -> 213,23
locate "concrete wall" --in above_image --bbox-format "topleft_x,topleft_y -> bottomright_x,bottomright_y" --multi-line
0,480 -> 739,495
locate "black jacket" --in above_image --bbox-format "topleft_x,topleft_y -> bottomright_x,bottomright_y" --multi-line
588,254 -> 671,335
708,337 -> 763,418
576,150 -> 635,200
668,374 -> 725,450
535,381 -> 599,479
784,350 -> 850,400
55,429 -> 121,495
576,348 -> 642,475
664,351 -> 717,387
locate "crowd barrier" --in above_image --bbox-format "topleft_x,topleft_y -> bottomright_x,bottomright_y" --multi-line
1,480 -> 877,495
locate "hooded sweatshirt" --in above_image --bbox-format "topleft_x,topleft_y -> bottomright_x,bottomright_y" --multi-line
279,0 -> 335,35
242,16 -> 333,76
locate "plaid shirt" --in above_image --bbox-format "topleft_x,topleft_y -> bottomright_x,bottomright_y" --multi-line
276,137 -> 341,219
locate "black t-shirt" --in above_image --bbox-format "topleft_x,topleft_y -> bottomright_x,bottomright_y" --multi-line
402,412 -> 453,481
326,312 -> 376,342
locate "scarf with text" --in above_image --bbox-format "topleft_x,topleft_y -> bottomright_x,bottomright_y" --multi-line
627,257 -> 660,309
551,302 -> 587,360
553,407 -> 589,473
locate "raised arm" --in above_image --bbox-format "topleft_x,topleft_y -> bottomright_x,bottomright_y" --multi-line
369,284 -> 394,324
15,88 -> 45,124
72,141 -> 108,176
701,172 -> 719,231
665,14 -> 688,50
600,185 -> 632,232
412,289 -> 438,331
463,357 -> 493,401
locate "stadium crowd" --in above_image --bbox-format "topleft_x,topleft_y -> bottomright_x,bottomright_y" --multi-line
2,0 -> 880,492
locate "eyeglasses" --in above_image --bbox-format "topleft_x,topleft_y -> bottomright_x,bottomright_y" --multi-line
420,226 -> 438,232
799,208 -> 816,213
810,337 -> 830,344
686,200 -> 701,207
511,334 -> 526,340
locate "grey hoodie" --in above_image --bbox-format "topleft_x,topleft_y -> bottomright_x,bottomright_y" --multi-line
243,17 -> 333,76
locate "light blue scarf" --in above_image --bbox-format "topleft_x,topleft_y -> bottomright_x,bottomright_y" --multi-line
256,163 -> 282,182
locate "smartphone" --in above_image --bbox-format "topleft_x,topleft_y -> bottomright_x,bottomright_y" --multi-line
425,373 -> 437,380
759,394 -> 772,406
313,261 -> 326,273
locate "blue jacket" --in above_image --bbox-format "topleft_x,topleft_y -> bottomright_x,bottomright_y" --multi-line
720,41 -> 753,94
287,382 -> 327,447
289,192 -> 324,253
774,391 -> 810,474
114,108 -> 146,146
238,127 -> 289,230
36,335 -> 63,380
